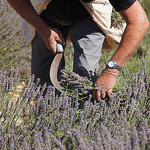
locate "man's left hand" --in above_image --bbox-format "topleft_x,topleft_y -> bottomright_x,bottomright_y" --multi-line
93,69 -> 118,100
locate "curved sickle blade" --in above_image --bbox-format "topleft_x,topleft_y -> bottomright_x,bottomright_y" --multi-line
50,53 -> 64,93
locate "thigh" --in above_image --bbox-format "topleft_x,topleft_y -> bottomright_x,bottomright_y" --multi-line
31,32 -> 55,85
70,18 -> 105,78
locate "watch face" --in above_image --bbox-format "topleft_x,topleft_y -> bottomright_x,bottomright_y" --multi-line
108,61 -> 115,68
108,60 -> 122,71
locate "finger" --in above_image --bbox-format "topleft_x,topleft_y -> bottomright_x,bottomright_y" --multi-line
55,31 -> 65,46
96,90 -> 101,101
95,90 -> 101,100
106,89 -> 112,97
43,29 -> 57,54
50,40 -> 57,55
93,89 -> 100,100
101,90 -> 106,99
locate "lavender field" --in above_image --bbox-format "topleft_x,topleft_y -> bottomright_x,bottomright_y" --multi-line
0,0 -> 150,149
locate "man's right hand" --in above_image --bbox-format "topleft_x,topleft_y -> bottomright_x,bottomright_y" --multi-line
40,27 -> 65,55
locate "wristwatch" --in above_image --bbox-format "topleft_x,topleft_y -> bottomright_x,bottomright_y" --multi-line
107,60 -> 122,71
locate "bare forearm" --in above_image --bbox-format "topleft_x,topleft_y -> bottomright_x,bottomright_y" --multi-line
111,21 -> 148,67
110,1 -> 149,71
7,0 -> 48,34
7,0 -> 64,54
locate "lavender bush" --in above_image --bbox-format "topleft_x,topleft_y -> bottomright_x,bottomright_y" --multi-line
0,0 -> 31,78
0,61 -> 149,149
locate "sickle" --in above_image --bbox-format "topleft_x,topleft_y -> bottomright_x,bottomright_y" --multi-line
50,43 -> 65,93
50,53 -> 105,93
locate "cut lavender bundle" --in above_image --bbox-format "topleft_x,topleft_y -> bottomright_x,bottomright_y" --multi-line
59,69 -> 97,97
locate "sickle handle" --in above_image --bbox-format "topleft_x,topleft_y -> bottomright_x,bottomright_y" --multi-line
54,27 -> 64,53
56,43 -> 64,53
